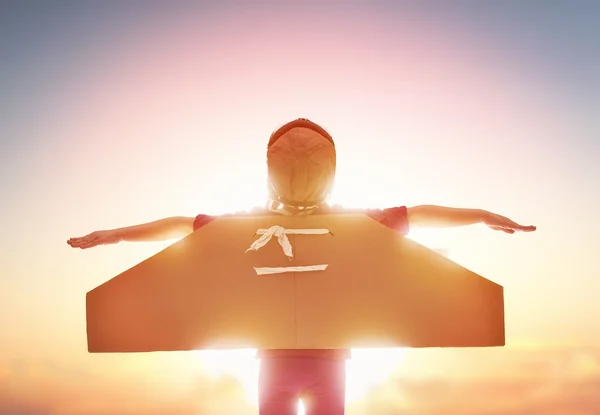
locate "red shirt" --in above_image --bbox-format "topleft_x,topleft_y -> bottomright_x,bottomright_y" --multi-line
193,204 -> 410,360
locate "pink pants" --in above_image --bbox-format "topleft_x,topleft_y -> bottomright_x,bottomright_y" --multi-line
258,357 -> 346,415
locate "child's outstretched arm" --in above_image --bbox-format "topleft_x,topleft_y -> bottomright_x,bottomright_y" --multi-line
407,205 -> 536,234
67,216 -> 195,249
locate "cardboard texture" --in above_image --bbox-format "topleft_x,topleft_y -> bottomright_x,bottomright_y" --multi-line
86,214 -> 505,353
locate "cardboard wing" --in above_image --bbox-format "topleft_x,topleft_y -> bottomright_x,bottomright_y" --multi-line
86,214 -> 504,353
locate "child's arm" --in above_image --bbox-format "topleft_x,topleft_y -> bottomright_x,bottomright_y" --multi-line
67,216 -> 196,249
407,205 -> 536,234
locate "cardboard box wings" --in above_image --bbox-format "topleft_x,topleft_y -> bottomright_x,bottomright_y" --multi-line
86,214 -> 505,353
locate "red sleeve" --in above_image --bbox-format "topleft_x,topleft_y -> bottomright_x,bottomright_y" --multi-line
366,206 -> 410,235
193,214 -> 216,231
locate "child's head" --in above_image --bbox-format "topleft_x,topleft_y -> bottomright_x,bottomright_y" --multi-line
266,118 -> 336,209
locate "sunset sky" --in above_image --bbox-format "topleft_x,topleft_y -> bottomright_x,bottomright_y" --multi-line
2,1 -> 600,414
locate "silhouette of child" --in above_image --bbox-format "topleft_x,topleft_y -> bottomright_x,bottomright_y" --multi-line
68,118 -> 536,415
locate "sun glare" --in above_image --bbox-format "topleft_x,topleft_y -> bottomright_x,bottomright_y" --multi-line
406,228 -> 452,259
194,347 -> 406,408
186,162 -> 411,409
298,399 -> 306,415
346,348 -> 406,404
194,349 -> 260,405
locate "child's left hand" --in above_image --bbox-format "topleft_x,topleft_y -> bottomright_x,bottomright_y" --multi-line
67,230 -> 121,249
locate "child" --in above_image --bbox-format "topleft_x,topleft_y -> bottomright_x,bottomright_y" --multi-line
68,118 -> 536,415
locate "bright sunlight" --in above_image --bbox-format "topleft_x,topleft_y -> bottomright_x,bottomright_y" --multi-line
194,348 -> 406,407
182,156 -> 434,410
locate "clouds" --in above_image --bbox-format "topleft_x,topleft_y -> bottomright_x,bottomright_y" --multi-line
2,347 -> 599,415
349,376 -> 600,415
0,357 -> 256,415
1,2 -> 599,415
346,347 -> 600,415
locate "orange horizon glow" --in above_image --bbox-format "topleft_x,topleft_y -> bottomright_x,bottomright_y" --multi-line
2,2 -> 599,415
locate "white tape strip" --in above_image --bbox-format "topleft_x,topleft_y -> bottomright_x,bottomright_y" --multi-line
246,226 -> 330,259
254,264 -> 329,275
255,228 -> 330,235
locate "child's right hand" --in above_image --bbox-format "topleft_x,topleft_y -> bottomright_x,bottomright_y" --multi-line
67,230 -> 121,249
